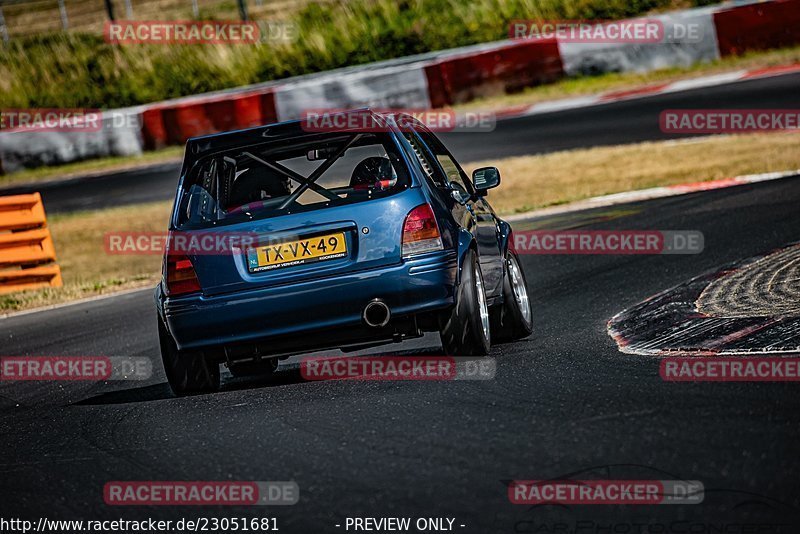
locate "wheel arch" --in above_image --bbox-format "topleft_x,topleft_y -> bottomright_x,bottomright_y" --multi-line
497,219 -> 513,258
455,228 -> 479,286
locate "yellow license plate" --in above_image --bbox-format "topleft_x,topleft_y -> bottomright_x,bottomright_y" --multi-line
247,232 -> 348,272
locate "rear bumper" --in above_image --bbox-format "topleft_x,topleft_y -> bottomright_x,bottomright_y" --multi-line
158,251 -> 458,352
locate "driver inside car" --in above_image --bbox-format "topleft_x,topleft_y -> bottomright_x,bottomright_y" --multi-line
227,167 -> 292,213
349,156 -> 396,193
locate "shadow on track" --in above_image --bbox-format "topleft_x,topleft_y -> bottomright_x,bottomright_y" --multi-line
73,369 -> 307,405
73,344 -> 445,405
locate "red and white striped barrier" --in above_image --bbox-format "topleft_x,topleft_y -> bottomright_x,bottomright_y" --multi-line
424,37 -> 564,107
1,0 -> 799,174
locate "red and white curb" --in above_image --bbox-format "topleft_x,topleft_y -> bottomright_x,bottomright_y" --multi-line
494,63 -> 800,121
607,242 -> 800,357
506,169 -> 800,222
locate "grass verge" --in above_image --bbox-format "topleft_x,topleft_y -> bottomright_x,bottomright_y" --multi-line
2,131 -> 799,313
465,132 -> 800,214
0,201 -> 170,313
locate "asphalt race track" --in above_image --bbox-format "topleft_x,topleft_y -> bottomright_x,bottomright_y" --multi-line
3,72 -> 799,214
2,173 -> 800,530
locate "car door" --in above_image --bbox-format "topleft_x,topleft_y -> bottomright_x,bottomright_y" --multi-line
410,126 -> 504,298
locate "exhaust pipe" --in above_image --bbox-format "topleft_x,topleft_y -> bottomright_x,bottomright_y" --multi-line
363,299 -> 391,328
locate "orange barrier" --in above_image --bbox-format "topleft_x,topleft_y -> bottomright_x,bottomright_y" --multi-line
0,193 -> 62,294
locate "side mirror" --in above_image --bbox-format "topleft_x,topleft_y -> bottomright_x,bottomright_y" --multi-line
472,167 -> 500,196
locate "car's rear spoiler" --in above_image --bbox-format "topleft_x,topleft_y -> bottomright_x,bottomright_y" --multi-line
181,108 -> 402,173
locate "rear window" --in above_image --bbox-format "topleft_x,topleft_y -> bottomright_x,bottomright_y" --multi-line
176,132 -> 410,229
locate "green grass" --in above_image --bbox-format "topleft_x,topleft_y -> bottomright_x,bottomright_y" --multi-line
0,0 -> 715,110
2,0 -> 332,38
464,132 -> 800,214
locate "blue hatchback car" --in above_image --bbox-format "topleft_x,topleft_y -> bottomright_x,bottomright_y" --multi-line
155,110 -> 533,394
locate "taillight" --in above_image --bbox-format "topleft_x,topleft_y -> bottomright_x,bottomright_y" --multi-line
402,203 -> 443,257
165,253 -> 201,296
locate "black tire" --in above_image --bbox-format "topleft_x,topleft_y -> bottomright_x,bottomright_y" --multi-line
228,358 -> 279,378
158,318 -> 220,395
491,250 -> 533,343
439,249 -> 491,356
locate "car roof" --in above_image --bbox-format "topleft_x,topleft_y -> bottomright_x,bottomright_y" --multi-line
179,108 -> 429,182
184,108 -> 417,158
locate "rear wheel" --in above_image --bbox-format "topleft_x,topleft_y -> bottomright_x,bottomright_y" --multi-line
491,251 -> 533,342
158,318 -> 220,395
439,249 -> 491,356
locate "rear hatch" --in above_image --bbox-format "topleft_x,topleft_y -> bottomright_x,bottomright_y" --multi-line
185,192 -> 420,296
169,128 -> 422,297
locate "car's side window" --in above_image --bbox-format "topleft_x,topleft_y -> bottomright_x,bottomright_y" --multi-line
402,132 -> 447,188
413,128 -> 475,194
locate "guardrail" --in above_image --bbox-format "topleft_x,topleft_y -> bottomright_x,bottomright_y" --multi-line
1,0 -> 799,173
0,193 -> 62,294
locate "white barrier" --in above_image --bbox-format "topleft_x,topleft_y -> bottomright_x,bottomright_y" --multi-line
0,109 -> 144,173
558,7 -> 720,76
273,63 -> 431,121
